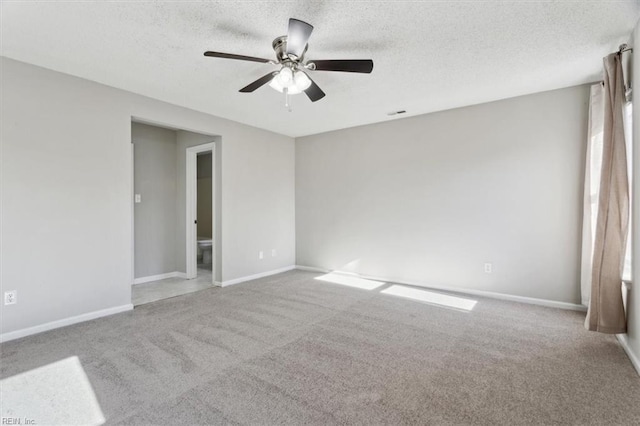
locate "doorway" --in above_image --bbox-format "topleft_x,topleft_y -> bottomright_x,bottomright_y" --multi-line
130,121 -> 218,306
186,143 -> 216,280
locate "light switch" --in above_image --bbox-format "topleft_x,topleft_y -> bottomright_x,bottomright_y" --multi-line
135,194 -> 142,203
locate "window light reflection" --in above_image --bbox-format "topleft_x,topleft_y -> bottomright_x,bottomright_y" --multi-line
381,284 -> 477,311
0,356 -> 106,425
315,272 -> 386,290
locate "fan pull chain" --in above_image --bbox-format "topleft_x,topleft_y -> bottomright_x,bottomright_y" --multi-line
284,88 -> 292,112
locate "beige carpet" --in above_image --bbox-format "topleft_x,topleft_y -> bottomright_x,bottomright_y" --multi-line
1,270 -> 638,425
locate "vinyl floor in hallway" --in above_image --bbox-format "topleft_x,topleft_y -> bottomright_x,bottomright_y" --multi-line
132,264 -> 214,306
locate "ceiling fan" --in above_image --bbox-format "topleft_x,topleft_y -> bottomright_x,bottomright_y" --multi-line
204,18 -> 374,104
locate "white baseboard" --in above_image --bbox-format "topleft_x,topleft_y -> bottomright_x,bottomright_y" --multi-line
616,334 -> 640,377
0,304 -> 134,343
295,265 -> 329,273
221,265 -> 296,287
133,271 -> 186,285
294,265 -> 586,312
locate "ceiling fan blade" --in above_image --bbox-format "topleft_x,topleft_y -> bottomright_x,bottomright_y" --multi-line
239,72 -> 278,93
310,59 -> 374,73
304,77 -> 326,102
204,51 -> 271,63
286,18 -> 314,58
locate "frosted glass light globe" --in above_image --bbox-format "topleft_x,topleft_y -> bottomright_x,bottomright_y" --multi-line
294,71 -> 312,90
269,67 -> 309,95
269,77 -> 302,94
277,67 -> 293,86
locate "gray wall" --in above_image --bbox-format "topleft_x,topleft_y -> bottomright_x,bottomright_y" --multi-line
628,20 -> 640,368
197,153 -> 213,178
197,153 -> 213,239
0,57 -> 295,336
132,123 -> 178,278
296,85 -> 589,304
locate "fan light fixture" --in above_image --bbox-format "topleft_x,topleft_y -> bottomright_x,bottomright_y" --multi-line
269,66 -> 312,95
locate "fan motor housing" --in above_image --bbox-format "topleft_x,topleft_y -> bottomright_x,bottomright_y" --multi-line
272,36 -> 307,63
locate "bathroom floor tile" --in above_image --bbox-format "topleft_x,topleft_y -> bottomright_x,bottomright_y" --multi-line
132,266 -> 215,306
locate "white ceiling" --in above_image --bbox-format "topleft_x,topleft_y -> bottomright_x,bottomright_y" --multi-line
2,1 -> 639,137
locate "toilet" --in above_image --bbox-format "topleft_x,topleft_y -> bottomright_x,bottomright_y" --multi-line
197,237 -> 213,264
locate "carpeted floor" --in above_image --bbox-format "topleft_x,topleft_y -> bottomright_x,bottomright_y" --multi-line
1,270 -> 639,425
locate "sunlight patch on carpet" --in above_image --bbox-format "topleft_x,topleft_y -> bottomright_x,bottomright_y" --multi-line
381,284 -> 477,311
315,272 -> 386,290
0,356 -> 105,425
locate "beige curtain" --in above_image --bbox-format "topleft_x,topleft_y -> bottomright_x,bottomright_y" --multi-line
581,84 -> 604,306
585,53 -> 630,334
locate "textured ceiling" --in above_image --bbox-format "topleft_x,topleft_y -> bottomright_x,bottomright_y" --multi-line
1,1 -> 639,137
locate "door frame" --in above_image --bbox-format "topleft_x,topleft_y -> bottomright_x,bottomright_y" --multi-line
186,143 -> 216,281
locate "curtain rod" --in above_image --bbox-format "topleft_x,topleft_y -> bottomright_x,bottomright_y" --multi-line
596,43 -> 633,88
597,44 -> 633,99
618,43 -> 633,54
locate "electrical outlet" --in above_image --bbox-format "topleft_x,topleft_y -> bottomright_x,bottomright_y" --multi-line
4,290 -> 17,305
259,251 -> 264,260
271,249 -> 277,257
484,263 -> 492,274
134,194 -> 142,203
